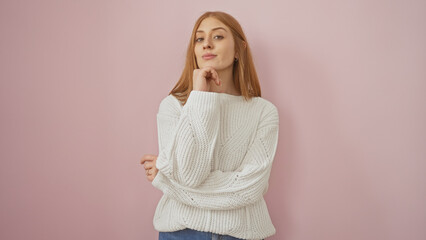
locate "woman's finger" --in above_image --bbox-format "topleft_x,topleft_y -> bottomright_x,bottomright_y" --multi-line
147,175 -> 154,182
204,66 -> 220,86
144,161 -> 154,170
202,68 -> 211,79
210,68 -> 221,86
141,154 -> 156,165
147,169 -> 158,182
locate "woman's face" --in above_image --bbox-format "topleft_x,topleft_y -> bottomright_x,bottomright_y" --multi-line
194,17 -> 235,71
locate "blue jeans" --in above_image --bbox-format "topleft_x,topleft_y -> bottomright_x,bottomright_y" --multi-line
159,228 -> 264,240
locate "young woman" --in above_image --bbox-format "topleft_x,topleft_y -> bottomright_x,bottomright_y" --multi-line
141,11 -> 279,240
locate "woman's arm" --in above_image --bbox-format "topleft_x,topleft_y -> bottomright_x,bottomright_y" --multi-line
153,105 -> 279,210
154,90 -> 221,188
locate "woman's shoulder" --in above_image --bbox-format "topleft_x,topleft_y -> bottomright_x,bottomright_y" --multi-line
250,97 -> 279,127
255,96 -> 278,115
157,94 -> 183,117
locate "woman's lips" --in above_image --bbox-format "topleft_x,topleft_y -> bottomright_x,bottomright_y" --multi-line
202,55 -> 217,60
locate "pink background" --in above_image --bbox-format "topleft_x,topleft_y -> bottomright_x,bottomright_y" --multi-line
1,0 -> 425,239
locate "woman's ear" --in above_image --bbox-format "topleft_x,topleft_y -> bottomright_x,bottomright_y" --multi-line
242,41 -> 247,49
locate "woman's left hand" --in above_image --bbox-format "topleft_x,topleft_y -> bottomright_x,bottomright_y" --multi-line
141,154 -> 159,182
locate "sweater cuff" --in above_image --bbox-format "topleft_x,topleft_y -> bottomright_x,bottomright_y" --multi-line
155,151 -> 171,178
183,90 -> 219,112
151,169 -> 163,189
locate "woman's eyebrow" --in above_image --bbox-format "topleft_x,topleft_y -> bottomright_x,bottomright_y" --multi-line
196,27 -> 227,33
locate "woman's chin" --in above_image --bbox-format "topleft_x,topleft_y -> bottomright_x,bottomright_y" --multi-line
200,62 -> 216,68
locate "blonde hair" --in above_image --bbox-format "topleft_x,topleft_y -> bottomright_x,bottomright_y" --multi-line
169,11 -> 261,105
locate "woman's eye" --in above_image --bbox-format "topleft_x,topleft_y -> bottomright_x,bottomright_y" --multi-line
195,35 -> 223,42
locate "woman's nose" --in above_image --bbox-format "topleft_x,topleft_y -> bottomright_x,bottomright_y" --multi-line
203,39 -> 212,49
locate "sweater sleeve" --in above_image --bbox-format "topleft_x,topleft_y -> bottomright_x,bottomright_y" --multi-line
152,102 -> 279,210
154,90 -> 221,188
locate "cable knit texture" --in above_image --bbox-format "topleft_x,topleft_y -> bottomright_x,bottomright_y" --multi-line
151,90 -> 279,240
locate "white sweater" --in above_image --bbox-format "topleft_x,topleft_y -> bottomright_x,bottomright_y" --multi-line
151,90 -> 279,240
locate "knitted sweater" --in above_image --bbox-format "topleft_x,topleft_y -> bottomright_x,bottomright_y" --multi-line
151,90 -> 279,240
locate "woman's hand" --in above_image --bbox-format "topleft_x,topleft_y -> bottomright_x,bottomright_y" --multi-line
140,154 -> 159,182
193,66 -> 221,92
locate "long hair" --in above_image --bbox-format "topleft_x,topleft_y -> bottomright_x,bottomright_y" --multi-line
169,11 -> 261,105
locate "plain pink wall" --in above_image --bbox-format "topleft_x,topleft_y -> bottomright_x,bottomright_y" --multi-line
1,0 -> 425,239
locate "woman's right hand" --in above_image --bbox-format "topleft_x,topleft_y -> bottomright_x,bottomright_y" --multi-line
193,66 -> 221,92
141,154 -> 158,182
